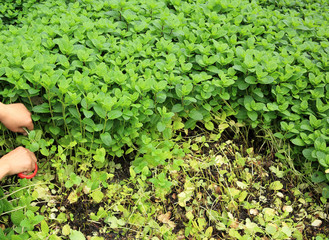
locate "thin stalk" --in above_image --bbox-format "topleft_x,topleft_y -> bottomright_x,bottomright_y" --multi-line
102,113 -> 108,134
47,90 -> 55,127
75,104 -> 83,136
60,96 -> 69,138
0,206 -> 26,216
0,183 -> 46,201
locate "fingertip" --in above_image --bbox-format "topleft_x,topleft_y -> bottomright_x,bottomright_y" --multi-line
30,151 -> 37,163
27,122 -> 34,131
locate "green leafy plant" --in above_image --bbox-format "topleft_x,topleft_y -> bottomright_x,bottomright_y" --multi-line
1,0 -> 329,238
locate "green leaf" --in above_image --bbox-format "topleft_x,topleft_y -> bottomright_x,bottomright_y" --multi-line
41,220 -> 49,234
322,185 -> 329,199
314,137 -> 326,151
291,138 -> 305,146
100,132 -> 113,146
269,181 -> 283,191
70,173 -> 82,185
175,84 -> 183,98
32,103 -> 50,113
49,126 -> 60,135
83,109 -> 94,118
247,111 -> 257,121
94,105 -> 106,119
29,142 -> 40,152
190,109 -> 203,121
182,62 -> 192,72
172,104 -> 184,113
156,92 -> 167,103
265,224 -> 277,235
302,148 -> 316,161
244,53 -> 257,68
259,76 -> 274,84
205,121 -> 214,131
31,215 -> 44,225
93,148 -> 106,162
11,209 -> 24,226
22,57 -> 35,70
91,190 -> 104,204
62,224 -> 71,236
273,132 -> 284,139
68,107 -> 80,119
311,171 -> 326,184
157,121 -> 166,132
184,119 -> 196,129
236,79 -> 249,90
0,228 -> 5,240
163,127 -> 172,140
69,230 -> 86,240
282,226 -> 292,237
65,180 -> 74,189
108,110 -> 122,120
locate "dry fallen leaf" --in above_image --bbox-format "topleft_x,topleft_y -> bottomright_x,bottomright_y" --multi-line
276,192 -> 284,198
158,211 -> 176,228
214,185 -> 221,194
249,209 -> 259,215
83,185 -> 91,194
296,222 -> 305,232
229,220 -> 239,229
67,191 -> 78,204
282,205 -> 293,213
311,219 -> 322,227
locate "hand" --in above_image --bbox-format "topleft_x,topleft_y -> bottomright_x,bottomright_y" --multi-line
0,103 -> 34,134
0,147 -> 37,179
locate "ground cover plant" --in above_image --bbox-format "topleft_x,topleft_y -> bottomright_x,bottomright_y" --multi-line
0,0 -> 329,239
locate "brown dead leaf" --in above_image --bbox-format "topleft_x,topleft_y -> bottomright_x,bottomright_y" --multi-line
249,209 -> 259,215
296,222 -> 305,232
214,185 -> 221,194
230,220 -> 239,229
172,193 -> 176,199
158,211 -> 176,228
0,224 -> 5,231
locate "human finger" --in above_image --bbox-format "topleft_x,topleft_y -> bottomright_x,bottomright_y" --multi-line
28,150 -> 37,163
15,128 -> 27,134
31,161 -> 36,171
25,121 -> 34,131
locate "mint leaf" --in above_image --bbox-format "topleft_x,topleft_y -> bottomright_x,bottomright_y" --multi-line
108,110 -> 122,120
70,230 -> 86,240
100,132 -> 113,146
190,109 -> 203,121
11,210 -> 24,226
157,122 -> 166,132
312,171 -> 326,184
291,138 -> 305,146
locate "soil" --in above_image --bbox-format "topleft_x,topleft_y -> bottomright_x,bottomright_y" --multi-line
2,123 -> 329,239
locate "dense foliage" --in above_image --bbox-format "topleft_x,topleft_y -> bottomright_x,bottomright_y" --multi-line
0,0 -> 329,238
1,0 -> 329,168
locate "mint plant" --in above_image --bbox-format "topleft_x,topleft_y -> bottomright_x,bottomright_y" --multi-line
1,0 -> 329,236
0,0 -> 328,185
